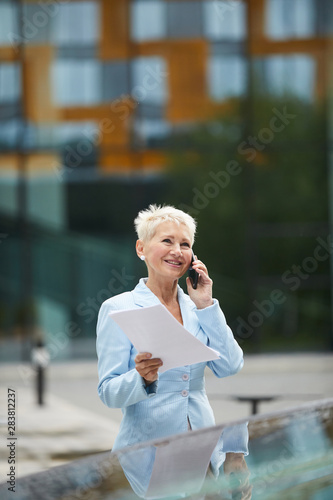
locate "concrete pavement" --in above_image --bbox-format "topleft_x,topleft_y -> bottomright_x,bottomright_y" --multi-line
0,353 -> 332,482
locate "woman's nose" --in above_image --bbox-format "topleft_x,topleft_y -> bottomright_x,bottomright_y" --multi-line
170,244 -> 182,255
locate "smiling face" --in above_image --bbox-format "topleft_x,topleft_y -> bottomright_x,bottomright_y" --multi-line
136,221 -> 193,283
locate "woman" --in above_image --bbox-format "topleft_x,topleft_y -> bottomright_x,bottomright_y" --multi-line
96,204 -> 244,451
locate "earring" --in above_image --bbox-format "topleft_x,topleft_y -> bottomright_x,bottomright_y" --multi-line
140,255 -> 145,261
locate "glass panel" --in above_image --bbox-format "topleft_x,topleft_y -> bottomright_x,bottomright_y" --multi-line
51,59 -> 102,106
321,0 -> 333,35
131,57 -> 168,105
22,3 -> 53,44
203,0 -> 246,40
254,55 -> 315,102
0,119 -> 21,151
166,1 -> 203,38
3,401 -> 333,499
0,174 -> 19,217
265,0 -> 316,39
102,61 -> 130,101
131,0 -> 166,41
0,2 -> 18,46
133,118 -> 171,148
208,55 -> 247,100
0,63 -> 21,104
52,1 -> 100,45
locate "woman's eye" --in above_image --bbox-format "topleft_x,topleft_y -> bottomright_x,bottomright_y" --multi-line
163,239 -> 171,243
182,243 -> 190,248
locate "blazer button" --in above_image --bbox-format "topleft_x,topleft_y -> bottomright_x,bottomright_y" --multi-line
182,374 -> 189,381
181,390 -> 188,397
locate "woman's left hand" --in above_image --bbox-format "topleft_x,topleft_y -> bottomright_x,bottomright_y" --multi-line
186,256 -> 213,309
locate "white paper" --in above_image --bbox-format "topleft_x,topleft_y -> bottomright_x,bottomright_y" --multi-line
109,304 -> 219,373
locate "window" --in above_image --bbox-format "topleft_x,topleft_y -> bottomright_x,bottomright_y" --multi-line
102,62 -> 130,102
166,1 -> 203,38
0,63 -> 21,104
133,118 -> 171,148
208,55 -> 247,101
51,60 -> 102,106
0,119 -> 21,151
52,1 -> 100,45
203,0 -> 246,40
131,57 -> 168,105
131,0 -> 166,41
0,2 -> 18,46
265,0 -> 316,39
253,55 -> 315,102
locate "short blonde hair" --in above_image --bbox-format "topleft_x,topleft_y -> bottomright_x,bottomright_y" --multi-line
134,204 -> 196,244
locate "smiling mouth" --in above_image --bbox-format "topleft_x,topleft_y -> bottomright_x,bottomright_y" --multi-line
165,260 -> 182,267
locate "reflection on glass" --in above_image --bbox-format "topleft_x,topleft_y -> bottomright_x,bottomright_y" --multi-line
254,55 -> 315,102
131,0 -> 166,41
203,0 -> 246,40
208,55 -> 246,101
1,401 -> 333,499
247,406 -> 333,498
51,59 -> 102,106
117,423 -> 249,499
265,0 -> 316,39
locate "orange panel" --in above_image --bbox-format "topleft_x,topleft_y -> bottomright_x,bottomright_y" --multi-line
100,149 -> 166,173
0,46 -> 19,62
100,151 -> 140,172
23,46 -> 58,123
250,38 -> 328,56
25,152 -> 62,174
166,40 -> 210,123
141,150 -> 166,169
247,0 -> 266,40
135,42 -> 169,58
0,154 -> 20,171
0,152 -> 61,175
99,0 -> 131,60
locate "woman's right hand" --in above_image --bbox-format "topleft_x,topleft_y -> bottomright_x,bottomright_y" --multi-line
135,352 -> 163,385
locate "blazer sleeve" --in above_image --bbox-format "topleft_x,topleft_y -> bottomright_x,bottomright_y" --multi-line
195,299 -> 244,377
96,299 -> 158,409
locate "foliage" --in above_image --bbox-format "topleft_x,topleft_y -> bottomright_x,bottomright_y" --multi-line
162,96 -> 330,352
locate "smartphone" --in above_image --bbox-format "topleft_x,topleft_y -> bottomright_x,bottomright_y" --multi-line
188,250 -> 199,289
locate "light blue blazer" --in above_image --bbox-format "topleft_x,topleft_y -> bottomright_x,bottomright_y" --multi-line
96,278 -> 244,451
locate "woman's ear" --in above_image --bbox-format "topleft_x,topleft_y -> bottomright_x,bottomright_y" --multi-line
136,239 -> 145,260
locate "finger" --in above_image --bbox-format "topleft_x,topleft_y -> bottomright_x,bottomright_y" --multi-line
138,365 -> 160,381
142,366 -> 160,379
135,357 -> 163,370
135,352 -> 153,363
192,261 -> 207,272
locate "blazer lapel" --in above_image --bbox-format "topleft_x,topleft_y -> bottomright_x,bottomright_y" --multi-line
131,278 -> 161,308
